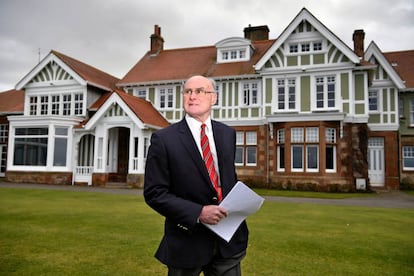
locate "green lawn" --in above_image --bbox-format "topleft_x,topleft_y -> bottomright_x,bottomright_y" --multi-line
0,188 -> 413,275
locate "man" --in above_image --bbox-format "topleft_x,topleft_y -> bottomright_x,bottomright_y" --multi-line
144,75 -> 248,275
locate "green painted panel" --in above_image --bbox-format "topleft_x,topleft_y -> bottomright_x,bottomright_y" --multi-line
213,109 -> 219,118
313,54 -> 324,64
391,114 -> 395,122
149,88 -> 155,103
382,88 -> 388,111
266,106 -> 271,115
341,56 -> 350,62
266,78 -> 272,104
265,61 -> 272,68
251,108 -> 259,117
355,103 -> 365,114
176,111 -> 181,119
368,114 -> 381,123
241,108 -> 248,117
301,76 -> 311,112
354,74 -> 365,101
287,56 -> 298,66
222,109 -> 226,117
229,109 -> 232,117
176,87 -> 181,108
165,111 -> 173,120
233,83 -> 237,106
343,103 -> 349,113
341,73 -> 349,100
390,88 -> 395,111
383,114 -> 388,122
221,84 -> 226,107
301,55 -> 310,65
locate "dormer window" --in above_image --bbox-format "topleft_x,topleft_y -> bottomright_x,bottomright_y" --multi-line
216,37 -> 254,63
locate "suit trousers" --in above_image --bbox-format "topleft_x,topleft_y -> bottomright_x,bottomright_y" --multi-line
167,249 -> 246,276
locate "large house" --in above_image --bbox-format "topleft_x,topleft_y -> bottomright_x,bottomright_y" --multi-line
1,8 -> 413,191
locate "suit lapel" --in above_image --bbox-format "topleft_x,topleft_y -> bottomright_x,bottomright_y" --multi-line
178,119 -> 214,189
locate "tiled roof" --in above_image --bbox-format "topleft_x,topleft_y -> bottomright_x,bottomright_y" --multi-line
0,89 -> 24,114
88,90 -> 169,128
118,40 -> 275,85
384,50 -> 414,89
52,50 -> 120,91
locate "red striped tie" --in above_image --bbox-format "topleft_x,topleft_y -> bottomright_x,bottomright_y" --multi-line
201,123 -> 222,202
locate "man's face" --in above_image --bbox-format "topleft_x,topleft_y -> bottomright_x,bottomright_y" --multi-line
183,76 -> 217,122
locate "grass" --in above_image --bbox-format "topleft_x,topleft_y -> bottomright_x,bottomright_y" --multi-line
0,187 -> 413,275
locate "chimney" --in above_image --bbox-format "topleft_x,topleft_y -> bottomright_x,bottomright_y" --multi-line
244,25 -> 270,41
150,25 -> 164,55
353,29 -> 365,58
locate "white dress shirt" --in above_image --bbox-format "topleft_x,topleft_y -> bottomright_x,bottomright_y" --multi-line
185,115 -> 221,182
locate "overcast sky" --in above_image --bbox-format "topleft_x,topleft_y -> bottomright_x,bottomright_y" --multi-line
1,0 -> 413,91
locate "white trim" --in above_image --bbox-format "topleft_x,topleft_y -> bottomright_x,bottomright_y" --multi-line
254,8 -> 360,70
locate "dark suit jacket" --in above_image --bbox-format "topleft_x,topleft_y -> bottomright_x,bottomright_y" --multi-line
144,118 -> 249,268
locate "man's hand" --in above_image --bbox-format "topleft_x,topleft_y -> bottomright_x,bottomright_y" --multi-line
198,205 -> 228,225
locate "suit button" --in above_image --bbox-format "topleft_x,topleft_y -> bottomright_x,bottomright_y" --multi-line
212,197 -> 218,202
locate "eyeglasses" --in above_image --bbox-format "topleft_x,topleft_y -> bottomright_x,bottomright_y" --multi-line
182,87 -> 216,96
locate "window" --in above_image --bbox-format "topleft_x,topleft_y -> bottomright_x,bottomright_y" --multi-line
159,88 -> 174,108
291,127 -> 320,172
231,51 -> 237,59
369,90 -> 378,111
29,96 -> 37,115
277,129 -> 285,171
63,94 -> 71,116
235,131 -> 257,166
410,100 -> 414,125
53,127 -> 68,166
313,42 -> 322,51
291,128 -> 304,171
74,93 -> 83,115
301,43 -> 310,52
325,128 -> 336,171
51,95 -> 60,115
315,76 -> 336,109
243,83 -> 258,106
403,146 -> 414,170
289,44 -> 298,53
306,128 -> 319,171
14,128 -> 48,166
134,88 -> 147,100
40,96 -> 48,115
222,52 -> 229,60
239,50 -> 246,59
277,78 -> 296,110
0,124 -> 8,143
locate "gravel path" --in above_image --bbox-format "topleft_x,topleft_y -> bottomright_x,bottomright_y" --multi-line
1,182 -> 414,209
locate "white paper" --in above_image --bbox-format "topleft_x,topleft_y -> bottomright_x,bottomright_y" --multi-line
203,181 -> 265,242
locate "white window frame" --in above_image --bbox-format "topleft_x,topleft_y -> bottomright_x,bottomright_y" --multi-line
314,75 -> 337,111
158,87 -> 174,109
241,82 -> 260,106
403,146 -> 414,171
276,78 -> 297,111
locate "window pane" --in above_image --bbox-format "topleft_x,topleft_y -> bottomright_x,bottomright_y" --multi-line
307,145 -> 318,169
235,147 -> 244,164
14,138 -> 48,166
53,137 -> 67,166
246,132 -> 257,144
278,145 -> 285,169
246,147 -> 257,164
326,145 -> 334,170
236,132 -> 244,145
291,128 -> 303,142
292,145 -> 303,169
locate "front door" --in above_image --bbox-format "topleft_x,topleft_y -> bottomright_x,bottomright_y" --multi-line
368,137 -> 385,187
0,145 -> 6,177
